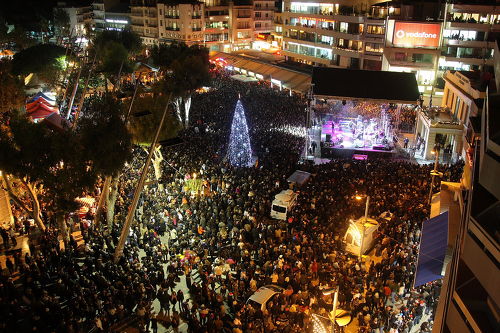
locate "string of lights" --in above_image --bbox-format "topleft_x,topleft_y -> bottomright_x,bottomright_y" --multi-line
312,314 -> 329,333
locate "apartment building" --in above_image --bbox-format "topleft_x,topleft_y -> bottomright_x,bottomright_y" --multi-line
432,46 -> 499,333
253,0 -> 274,37
92,0 -> 130,32
279,1 -> 385,69
203,0 -> 231,52
56,1 -> 93,36
157,1 -> 205,44
130,0 -> 257,49
229,0 -> 254,50
440,2 -> 500,74
130,0 -> 159,45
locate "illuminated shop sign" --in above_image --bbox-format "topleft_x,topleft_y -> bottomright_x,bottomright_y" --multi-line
393,22 -> 441,48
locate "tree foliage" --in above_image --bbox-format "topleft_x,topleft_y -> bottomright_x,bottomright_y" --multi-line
0,59 -> 25,116
93,30 -> 143,56
0,94 -> 132,219
77,94 -> 133,177
11,43 -> 66,77
90,30 -> 143,89
53,8 -> 70,37
128,94 -> 180,145
151,42 -> 210,127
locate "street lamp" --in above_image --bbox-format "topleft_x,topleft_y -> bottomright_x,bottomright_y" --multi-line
428,144 -> 443,205
355,194 -> 370,260
323,286 -> 339,333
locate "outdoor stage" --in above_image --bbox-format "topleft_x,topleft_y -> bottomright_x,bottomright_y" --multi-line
320,117 -> 395,159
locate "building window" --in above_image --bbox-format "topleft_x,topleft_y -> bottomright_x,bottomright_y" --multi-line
366,25 -> 384,35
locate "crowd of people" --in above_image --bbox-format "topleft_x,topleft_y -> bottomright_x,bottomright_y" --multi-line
1,71 -> 464,333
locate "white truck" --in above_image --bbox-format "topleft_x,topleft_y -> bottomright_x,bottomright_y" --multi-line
270,189 -> 298,220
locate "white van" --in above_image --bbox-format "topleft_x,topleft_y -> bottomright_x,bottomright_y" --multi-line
270,189 -> 298,220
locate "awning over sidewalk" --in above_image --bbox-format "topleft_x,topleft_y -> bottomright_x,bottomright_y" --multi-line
210,52 -> 312,94
414,211 -> 449,287
312,67 -> 420,104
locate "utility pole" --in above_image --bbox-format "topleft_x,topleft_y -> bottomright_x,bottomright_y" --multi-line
66,64 -> 83,120
428,144 -> 442,205
359,195 -> 370,260
114,93 -> 172,262
72,52 -> 98,127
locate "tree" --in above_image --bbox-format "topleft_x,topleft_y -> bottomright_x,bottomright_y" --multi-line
11,44 -> 66,87
53,8 -> 70,38
0,60 -> 25,117
151,42 -> 210,127
0,96 -> 131,242
93,30 -> 143,56
99,41 -> 131,91
76,93 -> 132,226
128,94 -> 181,186
91,30 -> 143,91
228,99 -> 253,167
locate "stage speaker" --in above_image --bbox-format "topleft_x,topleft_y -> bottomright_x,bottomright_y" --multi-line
326,134 -> 332,142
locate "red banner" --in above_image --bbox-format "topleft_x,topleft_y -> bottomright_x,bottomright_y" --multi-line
393,22 -> 441,48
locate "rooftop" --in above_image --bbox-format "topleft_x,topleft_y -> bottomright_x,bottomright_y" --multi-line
312,67 -> 420,104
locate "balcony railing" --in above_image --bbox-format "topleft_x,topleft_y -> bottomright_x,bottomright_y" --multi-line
165,27 -> 180,31
192,27 -> 202,31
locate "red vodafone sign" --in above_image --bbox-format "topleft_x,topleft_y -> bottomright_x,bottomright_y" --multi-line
393,22 -> 441,48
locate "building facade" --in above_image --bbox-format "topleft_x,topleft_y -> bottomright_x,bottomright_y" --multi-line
157,1 -> 205,45
279,1 -> 385,69
439,2 -> 500,74
56,1 -> 93,36
129,0 -> 259,49
432,85 -> 499,333
253,0 -> 274,38
203,0 -> 231,52
229,1 -> 254,50
92,0 -> 131,32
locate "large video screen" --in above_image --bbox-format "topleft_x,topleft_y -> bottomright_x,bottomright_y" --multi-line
393,22 -> 441,48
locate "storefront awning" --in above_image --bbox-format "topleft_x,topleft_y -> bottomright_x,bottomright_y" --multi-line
414,211 -> 449,288
210,52 -> 312,94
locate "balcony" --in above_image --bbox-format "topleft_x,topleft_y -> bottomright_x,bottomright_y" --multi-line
192,15 -> 202,19
388,57 -> 434,68
192,27 -> 202,31
286,34 -> 316,44
165,27 -> 180,31
447,20 -> 490,31
237,15 -> 252,18
281,49 -> 331,65
443,38 -> 491,48
286,23 -> 362,40
165,15 -> 180,19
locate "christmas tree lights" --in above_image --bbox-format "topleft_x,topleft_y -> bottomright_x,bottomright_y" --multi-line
228,99 -> 253,167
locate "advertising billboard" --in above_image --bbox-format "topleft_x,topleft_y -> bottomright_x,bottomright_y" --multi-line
393,22 -> 441,48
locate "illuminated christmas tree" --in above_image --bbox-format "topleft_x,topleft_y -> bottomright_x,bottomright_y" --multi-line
228,99 -> 252,167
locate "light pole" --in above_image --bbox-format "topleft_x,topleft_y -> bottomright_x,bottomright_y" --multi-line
428,144 -> 442,205
355,194 -> 370,260
323,286 -> 339,333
